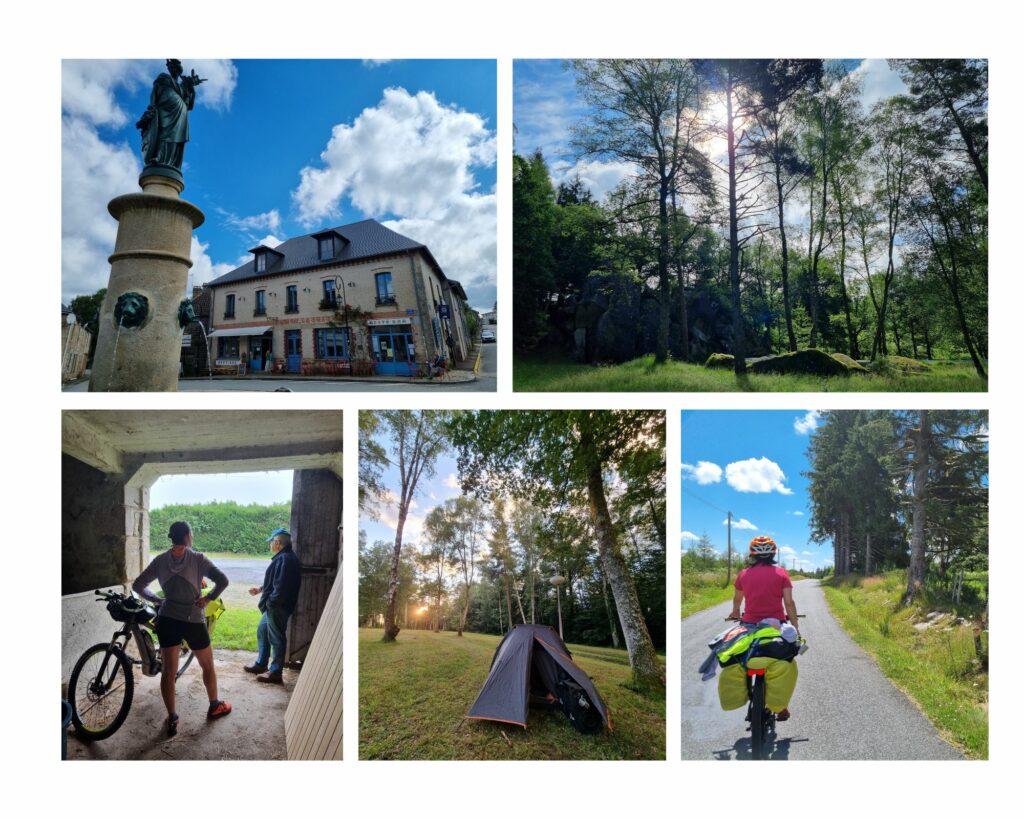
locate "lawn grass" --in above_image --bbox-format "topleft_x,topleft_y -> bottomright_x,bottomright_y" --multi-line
359,628 -> 665,760
514,354 -> 986,392
211,606 -> 260,652
822,571 -> 988,758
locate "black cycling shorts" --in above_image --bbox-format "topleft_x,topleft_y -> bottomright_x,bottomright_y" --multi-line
155,616 -> 211,650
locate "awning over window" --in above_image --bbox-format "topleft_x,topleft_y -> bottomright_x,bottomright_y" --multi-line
208,326 -> 272,338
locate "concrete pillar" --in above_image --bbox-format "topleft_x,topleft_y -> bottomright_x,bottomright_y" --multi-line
90,176 -> 205,391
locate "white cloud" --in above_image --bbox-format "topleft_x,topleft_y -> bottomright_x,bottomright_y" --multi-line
779,545 -> 797,557
724,517 -> 757,531
188,237 -> 235,291
850,59 -> 908,112
681,460 -> 723,485
549,158 -> 635,202
801,551 -> 815,556
794,410 -> 821,435
61,60 -> 237,303
292,87 -> 496,308
681,530 -> 700,541
293,87 -> 496,223
225,209 -> 282,235
362,59 -> 394,68
789,510 -> 805,516
725,457 -> 793,495
443,473 -> 460,490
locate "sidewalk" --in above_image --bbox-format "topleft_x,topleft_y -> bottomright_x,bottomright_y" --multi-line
179,369 -> 477,386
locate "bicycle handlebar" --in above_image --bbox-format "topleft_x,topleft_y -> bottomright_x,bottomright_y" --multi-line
725,614 -> 807,621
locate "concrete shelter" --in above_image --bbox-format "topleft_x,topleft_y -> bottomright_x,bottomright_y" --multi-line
62,410 -> 342,760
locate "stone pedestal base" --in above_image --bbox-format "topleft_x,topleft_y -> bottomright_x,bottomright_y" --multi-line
89,176 -> 204,392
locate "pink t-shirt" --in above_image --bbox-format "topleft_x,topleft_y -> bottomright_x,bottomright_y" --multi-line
735,564 -> 792,623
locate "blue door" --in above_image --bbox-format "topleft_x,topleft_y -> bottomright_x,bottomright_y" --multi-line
372,329 -> 414,375
285,330 -> 302,373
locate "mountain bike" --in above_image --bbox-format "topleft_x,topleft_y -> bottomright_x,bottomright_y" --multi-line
67,589 -> 224,741
725,615 -> 806,760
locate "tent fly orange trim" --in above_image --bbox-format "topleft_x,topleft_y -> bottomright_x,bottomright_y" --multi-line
464,715 -> 528,729
534,636 -> 574,663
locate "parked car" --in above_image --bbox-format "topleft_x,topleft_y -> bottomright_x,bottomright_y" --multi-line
481,329 -> 496,343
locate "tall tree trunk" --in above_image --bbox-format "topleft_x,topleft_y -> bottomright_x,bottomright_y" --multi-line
835,181 -> 859,357
904,410 -> 931,605
602,573 -> 621,649
383,507 -> 408,641
865,531 -> 872,576
923,63 -> 988,191
774,148 -> 797,352
671,190 -> 690,363
726,77 -> 747,375
655,168 -> 671,363
581,429 -> 663,692
497,590 -> 504,634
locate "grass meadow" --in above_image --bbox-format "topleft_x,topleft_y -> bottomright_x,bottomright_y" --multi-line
359,628 -> 665,760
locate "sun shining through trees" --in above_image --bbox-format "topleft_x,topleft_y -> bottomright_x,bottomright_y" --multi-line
513,59 -> 987,392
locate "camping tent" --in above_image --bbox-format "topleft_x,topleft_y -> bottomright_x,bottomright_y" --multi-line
466,624 -> 610,732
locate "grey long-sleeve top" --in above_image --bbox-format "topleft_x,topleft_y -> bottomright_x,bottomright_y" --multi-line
132,549 -> 229,624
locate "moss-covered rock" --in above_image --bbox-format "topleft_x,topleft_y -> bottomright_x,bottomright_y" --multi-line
831,353 -> 869,373
887,355 -> 931,373
704,353 -> 735,369
749,349 -> 851,377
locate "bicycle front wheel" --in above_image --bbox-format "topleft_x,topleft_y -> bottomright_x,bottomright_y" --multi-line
68,643 -> 135,741
749,675 -> 766,760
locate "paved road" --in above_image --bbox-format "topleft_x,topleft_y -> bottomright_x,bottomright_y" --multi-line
64,343 -> 497,392
681,579 -> 963,760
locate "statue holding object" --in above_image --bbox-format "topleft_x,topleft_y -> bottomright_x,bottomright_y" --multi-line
136,59 -> 206,184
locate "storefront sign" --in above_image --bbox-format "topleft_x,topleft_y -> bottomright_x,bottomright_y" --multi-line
368,317 -> 412,326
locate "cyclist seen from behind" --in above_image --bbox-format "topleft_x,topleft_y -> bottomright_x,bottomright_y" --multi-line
132,521 -> 232,735
728,535 -> 800,719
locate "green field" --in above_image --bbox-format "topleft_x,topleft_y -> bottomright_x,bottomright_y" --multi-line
210,607 -> 260,653
359,628 -> 665,760
822,571 -> 988,758
514,355 -> 986,393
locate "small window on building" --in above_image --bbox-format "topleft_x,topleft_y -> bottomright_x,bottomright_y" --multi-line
255,253 -> 266,273
316,327 -> 351,359
318,236 -> 334,261
375,272 -> 395,304
224,294 -> 235,318
218,337 -> 239,358
322,279 -> 337,307
286,285 -> 299,313
255,290 -> 266,315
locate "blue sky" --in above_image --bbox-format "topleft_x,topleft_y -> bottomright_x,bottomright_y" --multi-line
361,427 -> 468,550
151,471 -> 294,509
62,59 -> 497,311
513,59 -> 909,224
681,410 -> 830,571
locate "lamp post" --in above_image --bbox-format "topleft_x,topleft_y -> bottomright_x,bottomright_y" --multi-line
61,311 -> 76,385
334,275 -> 356,360
550,575 -> 566,639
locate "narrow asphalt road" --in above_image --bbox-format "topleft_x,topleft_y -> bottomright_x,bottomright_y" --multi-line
681,579 -> 963,760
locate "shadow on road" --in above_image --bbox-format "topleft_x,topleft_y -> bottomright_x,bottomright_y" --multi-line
712,731 -> 810,760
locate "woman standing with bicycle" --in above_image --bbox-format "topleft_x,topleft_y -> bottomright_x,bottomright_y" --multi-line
727,535 -> 800,719
132,521 -> 232,735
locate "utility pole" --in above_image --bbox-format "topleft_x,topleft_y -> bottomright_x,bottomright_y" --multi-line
726,511 -> 733,585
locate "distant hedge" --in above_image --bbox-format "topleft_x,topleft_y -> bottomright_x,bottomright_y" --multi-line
150,501 -> 291,555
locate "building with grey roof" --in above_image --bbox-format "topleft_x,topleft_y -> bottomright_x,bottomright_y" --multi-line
205,219 -> 469,376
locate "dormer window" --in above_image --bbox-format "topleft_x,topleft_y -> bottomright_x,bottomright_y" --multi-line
255,252 -> 266,273
318,236 -> 334,261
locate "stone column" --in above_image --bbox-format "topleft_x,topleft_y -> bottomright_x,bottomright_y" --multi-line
90,176 -> 204,391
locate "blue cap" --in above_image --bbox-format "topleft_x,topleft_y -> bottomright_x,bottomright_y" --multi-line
267,527 -> 290,542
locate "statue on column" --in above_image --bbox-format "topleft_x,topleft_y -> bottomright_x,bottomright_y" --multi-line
136,59 -> 206,180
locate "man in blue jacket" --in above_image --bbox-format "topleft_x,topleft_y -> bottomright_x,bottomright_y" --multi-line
244,527 -> 302,684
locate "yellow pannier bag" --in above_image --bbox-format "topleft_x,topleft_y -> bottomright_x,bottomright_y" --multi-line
717,656 -> 798,713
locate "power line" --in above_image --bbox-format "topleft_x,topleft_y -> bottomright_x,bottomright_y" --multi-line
681,484 -> 730,516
